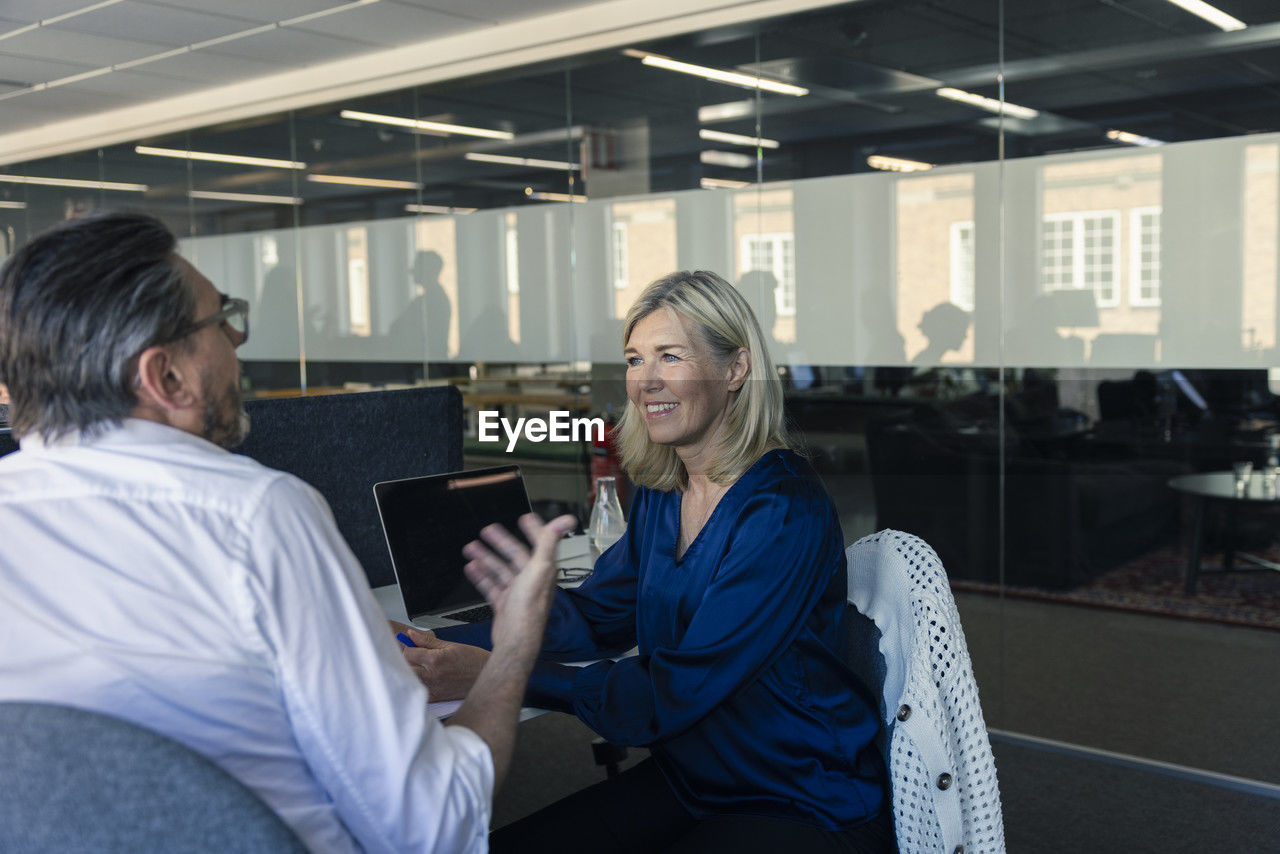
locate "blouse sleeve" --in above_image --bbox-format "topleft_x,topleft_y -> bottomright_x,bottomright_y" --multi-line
532,481 -> 842,745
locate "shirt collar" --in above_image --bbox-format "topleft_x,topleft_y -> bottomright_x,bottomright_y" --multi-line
21,418 -> 224,454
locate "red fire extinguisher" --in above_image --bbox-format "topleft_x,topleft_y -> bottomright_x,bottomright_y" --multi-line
589,405 -> 628,509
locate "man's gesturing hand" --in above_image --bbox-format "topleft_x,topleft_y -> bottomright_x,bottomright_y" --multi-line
462,513 -> 576,655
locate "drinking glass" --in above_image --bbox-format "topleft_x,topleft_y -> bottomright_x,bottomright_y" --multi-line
588,476 -> 627,554
1232,461 -> 1253,495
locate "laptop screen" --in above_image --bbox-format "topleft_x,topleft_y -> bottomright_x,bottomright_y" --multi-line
374,465 -> 531,620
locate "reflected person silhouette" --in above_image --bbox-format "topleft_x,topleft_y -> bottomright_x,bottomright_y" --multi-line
911,301 -> 971,365
388,250 -> 452,363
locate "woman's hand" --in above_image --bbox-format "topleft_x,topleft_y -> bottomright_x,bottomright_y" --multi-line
399,627 -> 490,701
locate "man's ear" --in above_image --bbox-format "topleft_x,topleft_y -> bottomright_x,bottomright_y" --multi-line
727,347 -> 750,392
134,345 -> 197,412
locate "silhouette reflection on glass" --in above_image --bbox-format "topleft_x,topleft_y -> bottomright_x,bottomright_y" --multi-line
389,250 -> 453,364
739,269 -> 816,389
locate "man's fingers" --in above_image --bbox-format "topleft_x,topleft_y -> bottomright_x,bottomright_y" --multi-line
465,559 -> 504,603
462,540 -> 516,587
519,513 -> 577,562
478,522 -> 531,566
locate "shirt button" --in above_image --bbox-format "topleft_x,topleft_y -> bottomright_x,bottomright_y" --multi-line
936,772 -> 953,790
896,704 -> 911,721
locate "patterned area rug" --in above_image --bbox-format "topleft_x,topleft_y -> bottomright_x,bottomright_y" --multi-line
952,543 -> 1280,632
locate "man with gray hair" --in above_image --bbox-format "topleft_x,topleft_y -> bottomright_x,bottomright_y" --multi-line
0,211 -> 571,852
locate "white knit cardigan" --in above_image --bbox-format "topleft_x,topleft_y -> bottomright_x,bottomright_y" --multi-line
846,530 -> 1005,854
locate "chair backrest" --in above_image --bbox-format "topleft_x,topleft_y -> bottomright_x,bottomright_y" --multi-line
0,702 -> 307,853
236,385 -> 463,588
846,530 -> 1005,854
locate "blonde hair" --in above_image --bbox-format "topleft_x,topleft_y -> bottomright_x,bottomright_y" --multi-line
616,270 -> 793,491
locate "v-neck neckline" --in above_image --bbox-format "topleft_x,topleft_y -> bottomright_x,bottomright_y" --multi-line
673,451 -> 781,562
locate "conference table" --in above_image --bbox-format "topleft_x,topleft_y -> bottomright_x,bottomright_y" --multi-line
373,534 -> 600,718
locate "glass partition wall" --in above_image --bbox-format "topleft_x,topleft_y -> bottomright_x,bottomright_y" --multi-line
3,0 -> 1279,842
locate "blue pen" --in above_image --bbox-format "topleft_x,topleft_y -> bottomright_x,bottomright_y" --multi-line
396,632 -> 417,648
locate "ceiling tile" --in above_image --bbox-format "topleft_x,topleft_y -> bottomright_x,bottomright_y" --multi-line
0,52 -> 96,87
55,1 -> 262,48
0,1 -> 102,26
126,49 -> 291,84
142,0 -> 341,26
295,2 -> 479,46
57,68 -> 205,100
4,28 -> 171,67
203,27 -> 375,64
395,0 -> 598,24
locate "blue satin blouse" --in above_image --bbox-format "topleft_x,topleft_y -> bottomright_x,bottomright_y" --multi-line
439,449 -> 885,829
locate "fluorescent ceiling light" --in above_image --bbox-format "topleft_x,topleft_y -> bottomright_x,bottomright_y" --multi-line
404,203 -> 477,214
700,177 -> 750,190
1161,0 -> 1246,31
700,150 -> 754,169
524,188 -> 586,203
0,200 -> 27,209
340,109 -> 512,140
307,174 -> 420,189
623,49 -> 808,97
698,129 -> 780,149
936,87 -> 1039,120
0,173 -> 148,192
136,145 -> 305,170
867,155 -> 934,173
466,152 -> 578,171
698,101 -> 755,123
1106,129 -> 1165,147
189,190 -> 302,205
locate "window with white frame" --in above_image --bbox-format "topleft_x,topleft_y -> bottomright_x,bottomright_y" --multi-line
612,221 -> 629,289
1130,206 -> 1161,307
740,233 -> 796,316
1041,211 -> 1120,306
950,221 -> 975,311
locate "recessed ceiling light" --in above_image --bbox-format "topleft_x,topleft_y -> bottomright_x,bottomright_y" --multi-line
936,87 -> 1039,121
523,188 -> 586,203
700,177 -> 750,190
0,200 -> 27,209
867,155 -> 934,173
341,109 -> 513,140
1106,129 -> 1165,147
1161,0 -> 1246,31
623,49 -> 808,97
700,150 -> 755,169
136,145 -> 305,170
189,190 -> 302,205
307,174 -> 420,189
466,152 -> 578,171
404,203 -> 477,214
0,173 -> 148,192
698,129 -> 780,149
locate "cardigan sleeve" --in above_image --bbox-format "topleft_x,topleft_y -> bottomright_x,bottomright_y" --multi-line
529,481 -> 842,745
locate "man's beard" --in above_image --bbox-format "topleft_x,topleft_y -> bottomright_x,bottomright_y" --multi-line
202,370 -> 250,449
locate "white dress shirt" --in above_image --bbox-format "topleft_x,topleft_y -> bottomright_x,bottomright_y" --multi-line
0,418 -> 492,853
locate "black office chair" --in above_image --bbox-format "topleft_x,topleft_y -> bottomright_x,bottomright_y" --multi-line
0,702 -> 307,853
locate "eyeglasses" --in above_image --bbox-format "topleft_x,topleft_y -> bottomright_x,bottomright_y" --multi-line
161,294 -> 250,347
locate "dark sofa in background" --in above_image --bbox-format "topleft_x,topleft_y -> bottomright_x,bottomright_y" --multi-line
866,394 -> 1188,590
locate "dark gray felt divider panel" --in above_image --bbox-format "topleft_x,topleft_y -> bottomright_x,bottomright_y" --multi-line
237,385 -> 463,588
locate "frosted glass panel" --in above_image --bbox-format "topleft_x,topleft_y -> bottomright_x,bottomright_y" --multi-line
181,132 -> 1280,372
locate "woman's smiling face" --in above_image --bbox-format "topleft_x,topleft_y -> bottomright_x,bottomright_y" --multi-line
624,307 -> 746,466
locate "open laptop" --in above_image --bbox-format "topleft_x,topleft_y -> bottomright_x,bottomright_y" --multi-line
373,465 -> 531,625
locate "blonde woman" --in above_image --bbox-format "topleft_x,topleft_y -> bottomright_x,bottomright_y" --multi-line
419,271 -> 892,854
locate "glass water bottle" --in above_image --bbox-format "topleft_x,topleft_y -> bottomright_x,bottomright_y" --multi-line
588,476 -> 627,555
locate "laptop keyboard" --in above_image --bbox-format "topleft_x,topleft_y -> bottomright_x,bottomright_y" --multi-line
445,604 -> 494,623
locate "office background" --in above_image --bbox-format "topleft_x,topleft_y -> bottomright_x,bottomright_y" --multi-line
2,0 -> 1279,848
